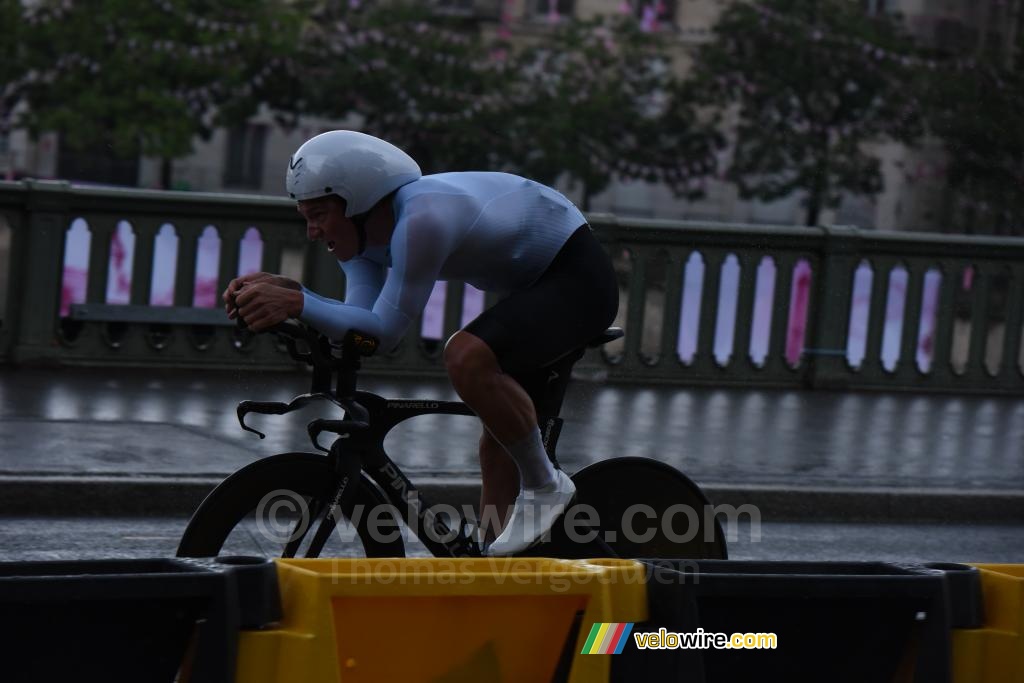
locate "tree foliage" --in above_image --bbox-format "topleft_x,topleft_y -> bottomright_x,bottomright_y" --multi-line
0,0 -> 28,134
295,3 -> 722,204
298,2 -> 513,173
11,0 -> 718,202
8,0 -> 1021,236
920,25 -> 1024,235
503,16 -> 721,208
690,0 -> 924,225
19,0 -> 300,185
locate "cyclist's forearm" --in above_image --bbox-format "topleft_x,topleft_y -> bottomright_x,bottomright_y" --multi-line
299,293 -> 387,343
301,287 -> 336,305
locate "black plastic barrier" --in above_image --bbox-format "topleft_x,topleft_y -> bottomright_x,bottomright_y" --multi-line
0,556 -> 280,683
611,560 -> 983,683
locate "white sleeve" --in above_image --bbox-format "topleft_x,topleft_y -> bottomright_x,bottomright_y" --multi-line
301,257 -> 384,310
370,213 -> 455,350
298,259 -> 386,343
299,214 -> 454,350
299,292 -> 388,343
339,257 -> 385,309
301,288 -> 333,304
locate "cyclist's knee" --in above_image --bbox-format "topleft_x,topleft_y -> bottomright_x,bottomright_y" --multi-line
444,331 -> 498,388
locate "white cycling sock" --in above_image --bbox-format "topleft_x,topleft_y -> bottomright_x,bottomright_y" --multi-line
504,428 -> 557,490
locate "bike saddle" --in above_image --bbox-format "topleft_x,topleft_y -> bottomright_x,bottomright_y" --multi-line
587,327 -> 623,347
544,327 -> 624,368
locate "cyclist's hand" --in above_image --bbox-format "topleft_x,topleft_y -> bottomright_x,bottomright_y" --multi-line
224,273 -> 300,320
234,282 -> 304,332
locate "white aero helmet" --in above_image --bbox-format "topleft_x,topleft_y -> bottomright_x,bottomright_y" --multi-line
285,130 -> 421,217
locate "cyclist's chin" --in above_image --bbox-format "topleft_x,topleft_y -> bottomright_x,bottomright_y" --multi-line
326,240 -> 354,262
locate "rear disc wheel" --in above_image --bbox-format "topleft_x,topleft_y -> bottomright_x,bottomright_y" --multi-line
531,457 -> 727,559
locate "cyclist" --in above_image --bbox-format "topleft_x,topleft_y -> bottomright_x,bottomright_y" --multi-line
224,130 -> 618,555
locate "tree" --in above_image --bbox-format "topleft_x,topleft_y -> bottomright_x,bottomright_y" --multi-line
920,14 -> 1024,235
20,0 -> 300,188
0,0 -> 28,159
299,5 -> 720,206
300,1 -> 514,173
690,0 -> 923,226
505,16 -> 721,210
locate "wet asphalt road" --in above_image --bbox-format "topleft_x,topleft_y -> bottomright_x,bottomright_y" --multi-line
1,366 -> 1021,565
2,366 -> 1022,490
1,516 -> 1021,564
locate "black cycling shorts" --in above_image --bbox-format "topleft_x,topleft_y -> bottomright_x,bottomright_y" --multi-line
463,225 -> 618,406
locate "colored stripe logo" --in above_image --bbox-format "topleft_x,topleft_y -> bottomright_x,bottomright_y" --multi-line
581,623 -> 635,654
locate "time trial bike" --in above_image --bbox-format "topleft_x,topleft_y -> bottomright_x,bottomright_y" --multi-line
176,320 -> 727,561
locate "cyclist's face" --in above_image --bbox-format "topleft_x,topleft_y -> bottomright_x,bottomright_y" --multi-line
298,196 -> 357,261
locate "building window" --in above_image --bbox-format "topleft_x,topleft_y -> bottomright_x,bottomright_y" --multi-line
223,124 -> 267,190
863,0 -> 890,15
431,0 -> 502,20
630,0 -> 677,29
534,0 -> 574,21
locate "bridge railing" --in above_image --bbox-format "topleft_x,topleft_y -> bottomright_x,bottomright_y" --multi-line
1,180 -> 1021,394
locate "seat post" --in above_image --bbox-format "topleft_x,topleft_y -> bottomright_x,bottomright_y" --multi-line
535,327 -> 621,464
534,347 -> 587,466
536,347 -> 585,421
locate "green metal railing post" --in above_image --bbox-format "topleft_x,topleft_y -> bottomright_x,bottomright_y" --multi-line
623,247 -> 648,372
999,266 -> 1024,387
805,225 -> 860,390
0,187 -> 27,361
13,181 -> 71,364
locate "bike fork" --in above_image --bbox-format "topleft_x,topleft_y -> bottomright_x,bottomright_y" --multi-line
283,442 -> 364,558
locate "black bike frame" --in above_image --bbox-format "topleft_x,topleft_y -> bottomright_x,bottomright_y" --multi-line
239,323 -> 586,559
307,390 -> 567,558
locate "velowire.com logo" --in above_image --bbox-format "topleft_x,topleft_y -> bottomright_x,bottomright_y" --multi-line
580,623 -> 635,655
582,623 -> 779,654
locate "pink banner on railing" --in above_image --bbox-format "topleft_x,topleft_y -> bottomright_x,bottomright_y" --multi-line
105,221 -> 134,305
785,260 -> 812,367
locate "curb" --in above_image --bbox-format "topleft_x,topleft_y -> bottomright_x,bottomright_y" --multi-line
700,484 -> 1024,523
0,475 -> 1021,523
0,475 -> 480,518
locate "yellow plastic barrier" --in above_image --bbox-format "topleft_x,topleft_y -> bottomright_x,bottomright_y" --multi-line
236,557 -> 648,683
953,564 -> 1024,683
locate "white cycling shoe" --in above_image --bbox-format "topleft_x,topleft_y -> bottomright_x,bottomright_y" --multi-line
487,469 -> 576,557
